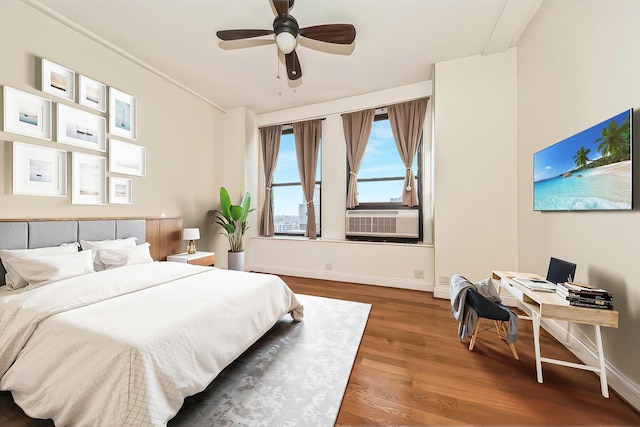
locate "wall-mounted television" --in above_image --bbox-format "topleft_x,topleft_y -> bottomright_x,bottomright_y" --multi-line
534,109 -> 633,211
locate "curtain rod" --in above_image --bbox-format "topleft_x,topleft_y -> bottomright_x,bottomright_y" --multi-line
340,96 -> 430,117
258,95 -> 430,127
259,117 -> 326,129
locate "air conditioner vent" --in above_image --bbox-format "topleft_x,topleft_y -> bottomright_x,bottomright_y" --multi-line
347,216 -> 397,234
345,209 -> 419,238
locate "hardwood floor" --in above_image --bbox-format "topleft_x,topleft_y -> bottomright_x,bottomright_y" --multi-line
281,275 -> 639,426
1,275 -> 638,426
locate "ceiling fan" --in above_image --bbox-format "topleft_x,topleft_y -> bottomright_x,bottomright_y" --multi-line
216,0 -> 356,81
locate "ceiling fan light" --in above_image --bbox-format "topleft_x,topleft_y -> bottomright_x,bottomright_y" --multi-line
276,31 -> 297,54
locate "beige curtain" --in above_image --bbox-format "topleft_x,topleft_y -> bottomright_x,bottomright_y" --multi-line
259,125 -> 282,236
388,98 -> 429,206
342,109 -> 375,209
293,119 -> 322,239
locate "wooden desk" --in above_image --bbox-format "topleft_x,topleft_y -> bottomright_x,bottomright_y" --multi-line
492,271 -> 618,398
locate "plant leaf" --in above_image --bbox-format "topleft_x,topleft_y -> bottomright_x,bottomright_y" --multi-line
220,187 -> 231,218
230,205 -> 243,221
241,192 -> 251,213
221,223 -> 236,234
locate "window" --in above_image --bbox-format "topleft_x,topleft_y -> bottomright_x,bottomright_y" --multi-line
272,128 -> 321,236
353,109 -> 421,207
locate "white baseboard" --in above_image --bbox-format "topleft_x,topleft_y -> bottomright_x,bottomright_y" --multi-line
433,284 -> 640,411
249,264 -> 433,292
433,283 -> 450,299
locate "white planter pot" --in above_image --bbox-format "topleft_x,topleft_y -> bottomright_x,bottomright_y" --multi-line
228,251 -> 244,271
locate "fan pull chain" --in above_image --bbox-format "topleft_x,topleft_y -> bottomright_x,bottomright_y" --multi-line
276,48 -> 283,95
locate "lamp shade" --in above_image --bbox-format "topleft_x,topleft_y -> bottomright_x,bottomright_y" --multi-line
183,228 -> 200,241
276,31 -> 297,54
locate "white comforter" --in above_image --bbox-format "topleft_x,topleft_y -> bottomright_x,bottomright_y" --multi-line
0,262 -> 303,426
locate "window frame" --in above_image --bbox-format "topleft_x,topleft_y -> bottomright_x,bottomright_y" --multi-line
272,127 -> 322,237
348,111 -> 423,211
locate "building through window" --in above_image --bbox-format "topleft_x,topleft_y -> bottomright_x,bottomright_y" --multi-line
272,127 -> 321,236
353,108 -> 421,207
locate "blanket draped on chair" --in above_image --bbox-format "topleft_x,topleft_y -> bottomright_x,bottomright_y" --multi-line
450,274 -> 518,343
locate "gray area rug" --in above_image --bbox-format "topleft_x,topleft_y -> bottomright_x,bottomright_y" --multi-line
169,294 -> 371,427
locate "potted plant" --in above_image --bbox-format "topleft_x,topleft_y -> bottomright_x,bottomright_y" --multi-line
211,186 -> 254,271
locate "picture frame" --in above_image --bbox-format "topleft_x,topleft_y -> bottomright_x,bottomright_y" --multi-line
13,141 -> 67,197
109,87 -> 136,140
3,86 -> 52,140
72,152 -> 106,205
41,59 -> 75,101
109,139 -> 146,176
109,176 -> 132,204
57,104 -> 106,151
78,75 -> 107,112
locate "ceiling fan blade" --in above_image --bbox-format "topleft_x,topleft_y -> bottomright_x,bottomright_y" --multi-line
272,0 -> 294,20
216,29 -> 274,41
299,24 -> 356,45
285,50 -> 302,80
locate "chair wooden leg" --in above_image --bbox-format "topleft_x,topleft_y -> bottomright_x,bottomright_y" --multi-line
494,321 -> 503,337
498,321 -> 520,360
469,319 -> 519,360
508,341 -> 520,360
469,320 -> 481,351
496,320 -> 507,338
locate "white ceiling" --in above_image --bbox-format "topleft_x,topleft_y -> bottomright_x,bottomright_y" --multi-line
31,0 -> 542,114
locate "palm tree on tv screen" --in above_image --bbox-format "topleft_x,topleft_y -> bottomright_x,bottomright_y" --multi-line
596,118 -> 630,162
573,146 -> 591,168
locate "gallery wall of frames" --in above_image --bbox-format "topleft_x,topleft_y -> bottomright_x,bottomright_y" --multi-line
2,58 -> 145,205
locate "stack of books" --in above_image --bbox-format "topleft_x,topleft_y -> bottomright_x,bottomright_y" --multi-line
556,282 -> 614,310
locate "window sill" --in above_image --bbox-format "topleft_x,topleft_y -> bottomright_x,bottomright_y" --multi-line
251,235 -> 433,248
253,235 -> 311,241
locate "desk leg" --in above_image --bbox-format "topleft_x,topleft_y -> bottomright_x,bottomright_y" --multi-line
532,313 -> 543,383
594,325 -> 609,398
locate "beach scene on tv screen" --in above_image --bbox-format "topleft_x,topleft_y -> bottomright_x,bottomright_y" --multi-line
534,109 -> 632,211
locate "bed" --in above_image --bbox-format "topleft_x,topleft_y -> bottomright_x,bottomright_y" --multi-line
0,219 -> 303,426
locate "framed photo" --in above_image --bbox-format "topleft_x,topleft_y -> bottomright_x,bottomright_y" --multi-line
41,59 -> 75,101
57,104 -> 106,151
72,152 -> 106,205
78,75 -> 107,112
109,139 -> 146,176
13,141 -> 67,197
109,176 -> 132,204
109,87 -> 136,140
3,86 -> 52,140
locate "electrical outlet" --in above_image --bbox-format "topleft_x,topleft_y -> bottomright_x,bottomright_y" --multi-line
439,275 -> 450,286
325,263 -> 332,271
414,270 -> 424,279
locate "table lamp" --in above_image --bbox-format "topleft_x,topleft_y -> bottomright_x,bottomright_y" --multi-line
183,228 -> 200,254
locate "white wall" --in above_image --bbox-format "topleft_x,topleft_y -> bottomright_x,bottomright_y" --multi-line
517,0 -> 640,400
251,237 -> 433,290
432,49 -> 519,297
212,107 -> 259,268
249,82 -> 434,291
0,1 -> 223,255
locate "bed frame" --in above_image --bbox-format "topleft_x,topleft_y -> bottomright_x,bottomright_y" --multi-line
0,217 -> 182,286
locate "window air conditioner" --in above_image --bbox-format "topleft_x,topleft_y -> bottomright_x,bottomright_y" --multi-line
345,209 -> 419,239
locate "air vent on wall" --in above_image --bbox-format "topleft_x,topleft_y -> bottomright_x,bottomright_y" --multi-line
345,210 -> 419,238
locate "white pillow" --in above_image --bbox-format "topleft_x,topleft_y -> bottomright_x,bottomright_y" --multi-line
80,237 -> 137,271
3,250 -> 94,290
0,243 -> 79,290
99,243 -> 153,270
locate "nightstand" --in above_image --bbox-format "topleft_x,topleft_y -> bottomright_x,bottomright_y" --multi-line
167,251 -> 215,266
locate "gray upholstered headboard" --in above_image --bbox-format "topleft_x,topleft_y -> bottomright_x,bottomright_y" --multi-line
0,219 -> 146,286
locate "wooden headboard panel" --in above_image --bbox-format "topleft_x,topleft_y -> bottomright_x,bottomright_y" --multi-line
145,217 -> 183,261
